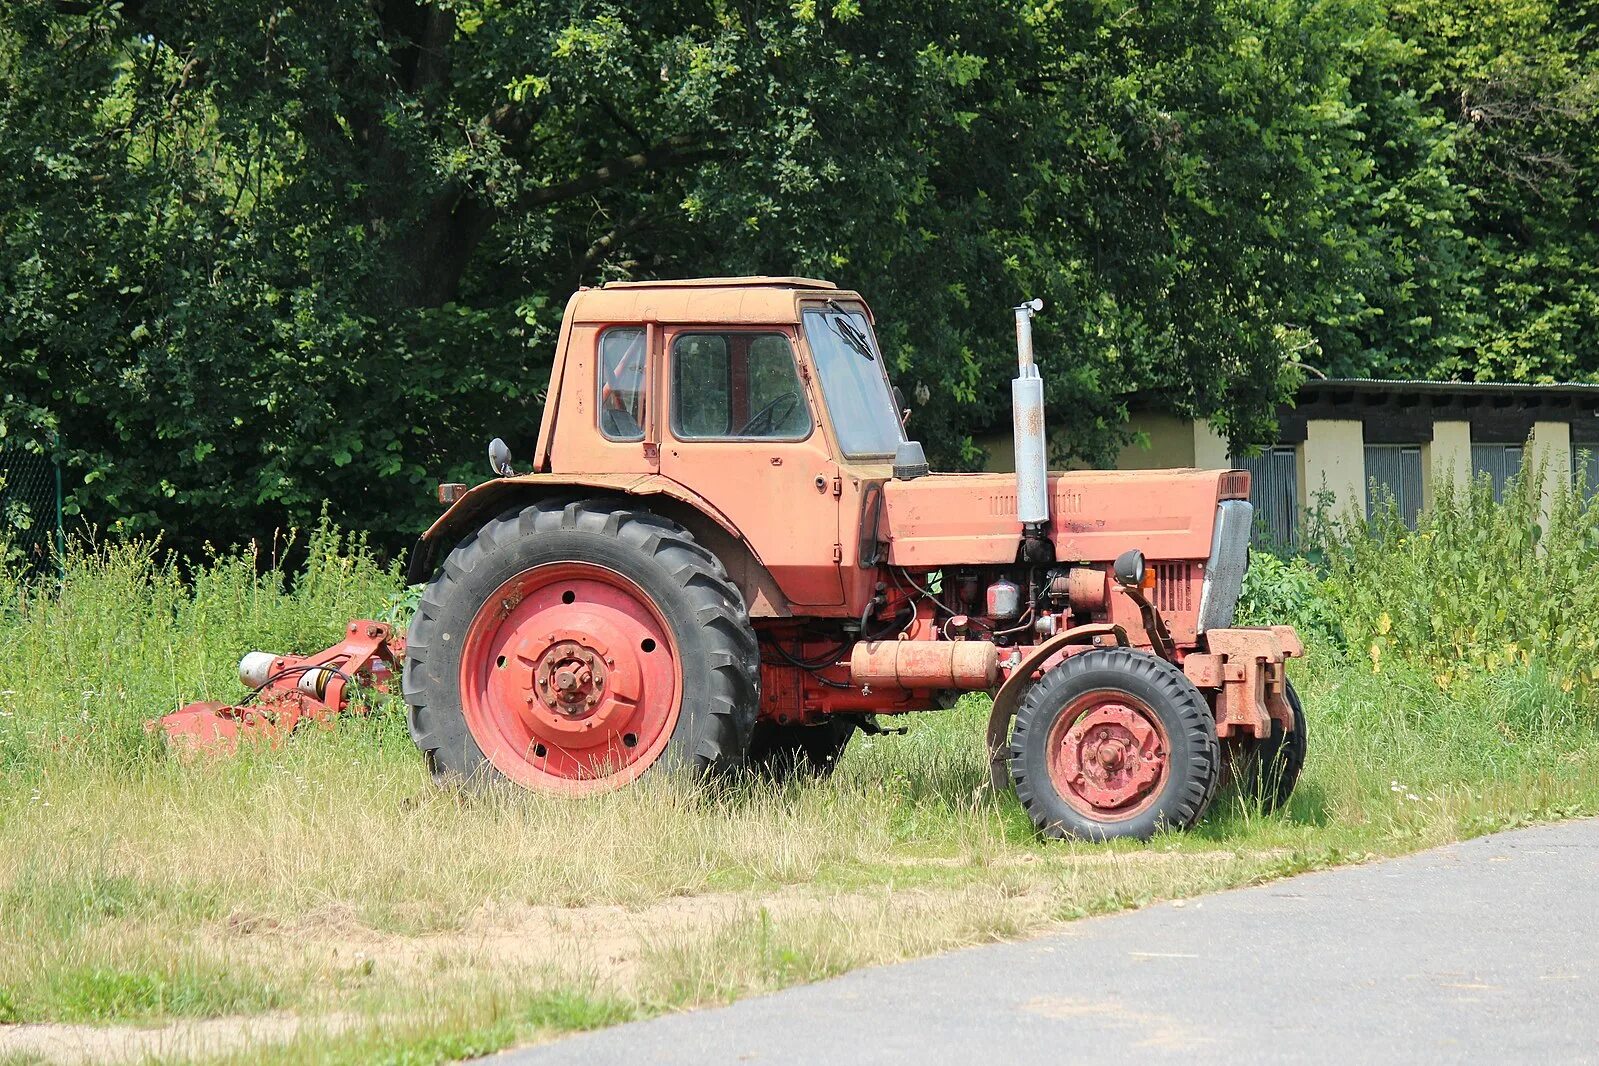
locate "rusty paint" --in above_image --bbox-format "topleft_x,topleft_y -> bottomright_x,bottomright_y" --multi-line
1181,653 -> 1224,689
1047,696 -> 1169,817
1066,567 -> 1107,613
1217,469 -> 1251,500
151,621 -> 402,757
882,469 -> 1223,568
1202,627 -> 1304,739
850,639 -> 998,689
983,623 -> 1128,790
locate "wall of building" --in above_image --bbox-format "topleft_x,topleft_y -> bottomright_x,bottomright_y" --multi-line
978,415 -> 1228,475
974,385 -> 1598,546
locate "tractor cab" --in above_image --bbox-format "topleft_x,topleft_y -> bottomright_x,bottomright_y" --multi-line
533,277 -> 909,475
518,278 -> 916,610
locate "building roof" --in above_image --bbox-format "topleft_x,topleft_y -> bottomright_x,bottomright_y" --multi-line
1284,377 -> 1599,447
1305,377 -> 1599,398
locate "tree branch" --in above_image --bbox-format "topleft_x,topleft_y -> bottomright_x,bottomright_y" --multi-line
571,211 -> 653,288
523,134 -> 719,208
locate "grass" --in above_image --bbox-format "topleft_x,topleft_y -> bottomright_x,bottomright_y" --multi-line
1,524 -> 1597,1063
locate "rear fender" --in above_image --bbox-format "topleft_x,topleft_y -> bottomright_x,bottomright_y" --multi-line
407,474 -> 793,617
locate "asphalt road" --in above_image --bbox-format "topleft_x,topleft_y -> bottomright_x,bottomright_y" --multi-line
489,818 -> 1599,1065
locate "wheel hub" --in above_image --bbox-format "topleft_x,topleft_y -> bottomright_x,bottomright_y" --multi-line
458,561 -> 681,794
534,640 -> 609,716
1049,701 -> 1168,814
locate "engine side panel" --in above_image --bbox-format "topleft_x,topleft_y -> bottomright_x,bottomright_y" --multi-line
881,469 -> 1225,566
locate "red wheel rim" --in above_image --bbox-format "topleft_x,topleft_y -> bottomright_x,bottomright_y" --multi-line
458,562 -> 682,795
1045,692 -> 1170,822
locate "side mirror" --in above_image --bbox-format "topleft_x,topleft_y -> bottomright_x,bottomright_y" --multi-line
488,437 -> 516,478
1112,548 -> 1146,589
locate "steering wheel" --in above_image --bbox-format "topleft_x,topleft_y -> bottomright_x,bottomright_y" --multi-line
737,392 -> 802,437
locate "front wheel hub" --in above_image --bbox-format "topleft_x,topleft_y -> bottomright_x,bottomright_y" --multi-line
1047,697 -> 1169,818
534,640 -> 609,716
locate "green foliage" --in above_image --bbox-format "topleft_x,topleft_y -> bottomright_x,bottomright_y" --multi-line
1237,550 -> 1344,649
1387,0 -> 1599,382
6,1 -> 1593,547
1324,463 -> 1599,703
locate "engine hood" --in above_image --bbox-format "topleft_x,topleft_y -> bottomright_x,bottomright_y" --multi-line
880,469 -> 1232,566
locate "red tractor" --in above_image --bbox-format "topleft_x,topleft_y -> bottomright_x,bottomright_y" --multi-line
398,277 -> 1304,841
161,277 -> 1305,841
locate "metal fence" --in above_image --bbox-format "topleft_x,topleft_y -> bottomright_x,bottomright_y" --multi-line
1575,448 -> 1599,497
0,448 -> 64,574
1471,443 -> 1523,501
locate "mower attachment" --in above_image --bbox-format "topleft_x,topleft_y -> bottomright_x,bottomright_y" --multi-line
149,620 -> 404,757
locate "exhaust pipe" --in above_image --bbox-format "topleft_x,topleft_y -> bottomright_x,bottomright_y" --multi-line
1011,299 -> 1052,562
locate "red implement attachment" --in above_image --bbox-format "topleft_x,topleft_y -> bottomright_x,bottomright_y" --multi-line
150,620 -> 404,756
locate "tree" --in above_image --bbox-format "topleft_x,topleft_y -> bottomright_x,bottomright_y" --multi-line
2,0 -> 1589,551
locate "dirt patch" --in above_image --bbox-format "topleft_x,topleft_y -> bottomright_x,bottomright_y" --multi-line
0,1013 -> 352,1066
212,887 -> 865,988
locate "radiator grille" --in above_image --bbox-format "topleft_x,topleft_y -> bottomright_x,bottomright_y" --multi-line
1155,563 -> 1195,613
1198,499 -> 1252,633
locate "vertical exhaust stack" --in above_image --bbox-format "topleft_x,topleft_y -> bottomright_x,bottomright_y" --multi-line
1011,299 -> 1054,562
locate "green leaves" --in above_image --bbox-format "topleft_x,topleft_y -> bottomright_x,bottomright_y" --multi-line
1323,456 -> 1599,703
1,0 -> 1595,550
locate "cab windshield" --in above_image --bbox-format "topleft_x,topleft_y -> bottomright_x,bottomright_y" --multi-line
801,306 -> 905,459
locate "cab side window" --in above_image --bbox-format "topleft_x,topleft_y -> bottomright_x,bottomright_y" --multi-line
597,328 -> 647,441
671,333 -> 810,440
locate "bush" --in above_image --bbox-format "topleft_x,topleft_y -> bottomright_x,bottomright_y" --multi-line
1236,550 -> 1343,650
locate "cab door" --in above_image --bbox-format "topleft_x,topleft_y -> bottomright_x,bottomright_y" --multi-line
660,327 -> 845,607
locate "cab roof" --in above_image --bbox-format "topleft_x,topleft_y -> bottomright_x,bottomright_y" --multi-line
569,276 -> 865,326
599,276 -> 836,290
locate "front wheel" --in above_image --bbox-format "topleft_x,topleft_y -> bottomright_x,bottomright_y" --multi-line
1008,647 -> 1220,841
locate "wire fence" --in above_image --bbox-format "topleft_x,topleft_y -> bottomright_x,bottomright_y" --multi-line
0,448 -> 64,575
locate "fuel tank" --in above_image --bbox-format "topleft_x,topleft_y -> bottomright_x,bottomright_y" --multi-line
880,469 -> 1235,567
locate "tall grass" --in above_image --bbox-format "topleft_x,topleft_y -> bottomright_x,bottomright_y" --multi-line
0,497 -> 1596,1061
1323,462 -> 1599,706
0,521 -> 401,774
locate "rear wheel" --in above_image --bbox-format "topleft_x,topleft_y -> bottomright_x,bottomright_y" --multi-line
1008,647 -> 1219,841
1225,678 -> 1307,813
403,499 -> 759,794
747,718 -> 857,780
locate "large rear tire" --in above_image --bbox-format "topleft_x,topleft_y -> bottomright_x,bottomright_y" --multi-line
403,499 -> 759,794
1008,647 -> 1219,841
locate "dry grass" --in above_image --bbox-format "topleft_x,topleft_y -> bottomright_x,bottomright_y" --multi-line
3,534 -> 1598,1063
